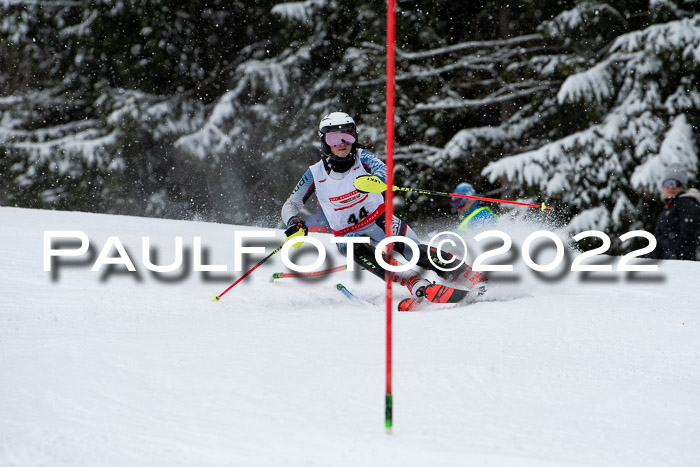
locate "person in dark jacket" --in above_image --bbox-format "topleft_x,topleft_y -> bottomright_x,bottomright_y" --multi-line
653,164 -> 700,260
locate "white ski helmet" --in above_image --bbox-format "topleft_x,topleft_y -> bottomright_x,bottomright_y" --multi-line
318,111 -> 356,143
318,111 -> 358,172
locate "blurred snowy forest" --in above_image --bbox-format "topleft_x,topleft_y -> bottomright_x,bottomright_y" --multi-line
1,0 -> 698,252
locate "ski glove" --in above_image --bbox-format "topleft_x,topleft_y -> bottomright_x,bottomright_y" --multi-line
284,217 -> 308,248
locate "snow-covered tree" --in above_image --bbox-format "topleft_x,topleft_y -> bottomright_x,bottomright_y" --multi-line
484,6 -> 699,249
0,0 -> 281,220
3,0 -> 572,223
2,0 -> 697,247
420,1 -> 699,252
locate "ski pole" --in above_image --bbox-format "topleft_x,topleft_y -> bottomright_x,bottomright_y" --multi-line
336,283 -> 354,300
354,175 -> 553,211
214,242 -> 284,301
270,265 -> 348,282
336,283 -> 376,306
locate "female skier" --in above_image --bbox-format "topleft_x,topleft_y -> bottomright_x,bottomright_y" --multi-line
280,111 -> 485,300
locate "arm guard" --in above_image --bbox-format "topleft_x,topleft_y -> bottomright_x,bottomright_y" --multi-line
281,168 -> 315,226
359,150 -> 387,183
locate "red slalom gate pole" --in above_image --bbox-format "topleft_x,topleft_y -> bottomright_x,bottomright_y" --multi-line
269,265 -> 348,282
384,0 -> 396,434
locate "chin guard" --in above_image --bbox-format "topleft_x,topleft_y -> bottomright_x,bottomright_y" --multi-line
323,153 -> 355,173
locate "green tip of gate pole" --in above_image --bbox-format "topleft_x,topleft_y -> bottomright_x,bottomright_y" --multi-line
385,394 -> 393,433
270,273 -> 280,282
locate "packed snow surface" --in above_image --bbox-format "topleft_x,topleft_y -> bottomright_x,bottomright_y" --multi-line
1,207 -> 699,466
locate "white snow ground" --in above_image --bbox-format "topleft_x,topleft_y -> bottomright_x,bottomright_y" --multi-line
1,206 -> 699,467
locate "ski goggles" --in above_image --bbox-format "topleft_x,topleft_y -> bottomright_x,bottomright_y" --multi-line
325,132 -> 356,147
451,198 -> 467,209
662,179 -> 682,188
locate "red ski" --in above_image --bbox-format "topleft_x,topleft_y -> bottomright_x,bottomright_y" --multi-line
398,282 -> 484,312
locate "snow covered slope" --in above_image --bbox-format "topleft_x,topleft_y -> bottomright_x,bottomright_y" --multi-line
1,207 -> 699,466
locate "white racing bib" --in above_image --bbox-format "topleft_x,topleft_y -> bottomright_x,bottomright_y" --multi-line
310,154 -> 384,235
